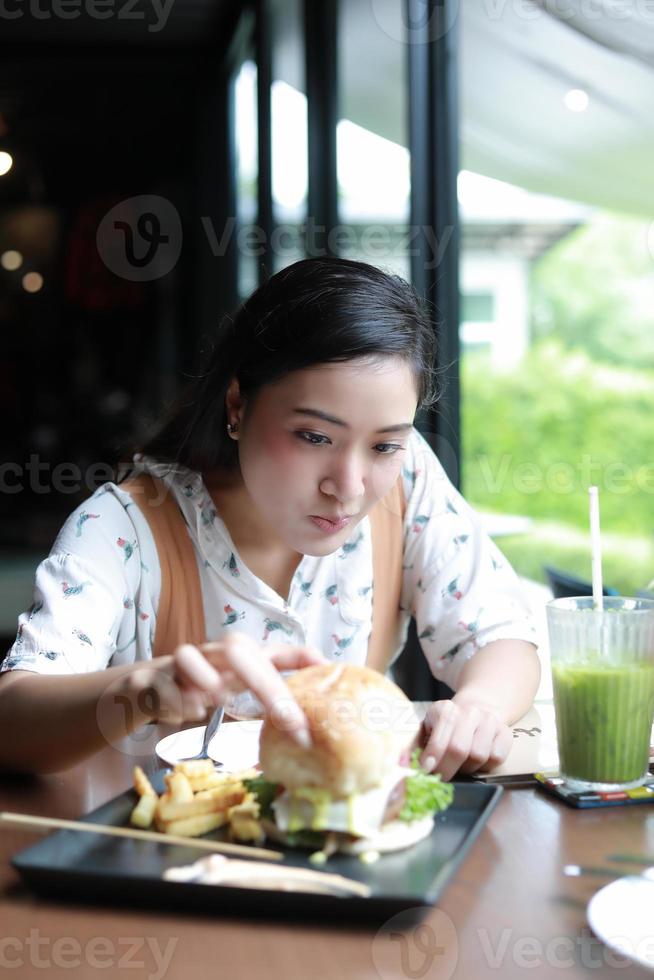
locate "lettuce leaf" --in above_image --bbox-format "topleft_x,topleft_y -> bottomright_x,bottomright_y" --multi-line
243,775 -> 280,820
399,749 -> 454,822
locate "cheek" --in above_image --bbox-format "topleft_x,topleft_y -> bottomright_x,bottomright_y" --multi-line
242,431 -> 313,492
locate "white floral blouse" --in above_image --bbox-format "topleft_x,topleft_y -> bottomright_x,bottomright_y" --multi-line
2,428 -> 537,690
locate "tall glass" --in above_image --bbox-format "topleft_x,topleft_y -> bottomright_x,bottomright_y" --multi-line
546,597 -> 654,791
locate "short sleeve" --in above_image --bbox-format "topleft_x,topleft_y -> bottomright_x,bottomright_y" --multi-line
400,429 -> 538,690
1,486 -> 151,676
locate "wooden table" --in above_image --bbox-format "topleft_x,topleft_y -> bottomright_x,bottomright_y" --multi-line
1,730 -> 651,980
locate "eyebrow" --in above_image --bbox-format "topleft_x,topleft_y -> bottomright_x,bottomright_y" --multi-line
291,407 -> 413,434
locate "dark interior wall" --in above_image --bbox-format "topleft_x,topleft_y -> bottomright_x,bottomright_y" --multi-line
0,5 -> 241,551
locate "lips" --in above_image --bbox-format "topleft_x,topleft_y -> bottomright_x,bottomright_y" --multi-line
309,515 -> 352,534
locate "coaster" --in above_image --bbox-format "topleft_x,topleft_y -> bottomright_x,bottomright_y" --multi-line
535,773 -> 654,808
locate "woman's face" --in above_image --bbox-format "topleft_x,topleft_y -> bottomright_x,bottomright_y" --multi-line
229,356 -> 419,557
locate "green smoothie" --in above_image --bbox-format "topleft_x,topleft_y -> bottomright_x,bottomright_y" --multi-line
552,659 -> 654,785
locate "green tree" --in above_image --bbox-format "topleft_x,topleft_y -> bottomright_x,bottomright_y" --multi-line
531,213 -> 654,370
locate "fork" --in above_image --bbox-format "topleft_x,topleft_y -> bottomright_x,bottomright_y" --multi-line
179,706 -> 225,763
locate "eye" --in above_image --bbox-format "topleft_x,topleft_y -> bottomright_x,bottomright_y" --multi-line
296,431 -> 330,446
375,443 -> 405,455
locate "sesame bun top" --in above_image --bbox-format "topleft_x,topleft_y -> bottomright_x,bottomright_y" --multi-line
259,663 -> 419,798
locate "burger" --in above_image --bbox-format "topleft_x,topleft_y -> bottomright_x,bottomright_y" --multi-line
244,663 -> 453,858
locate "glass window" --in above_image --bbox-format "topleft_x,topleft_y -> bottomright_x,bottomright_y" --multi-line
271,0 -> 307,272
459,5 -> 654,598
234,58 -> 259,300
337,0 -> 410,279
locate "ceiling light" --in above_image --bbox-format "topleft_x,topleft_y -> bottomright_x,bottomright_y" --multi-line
1,250 -> 22,271
0,151 -> 13,176
22,272 -> 43,293
564,89 -> 589,113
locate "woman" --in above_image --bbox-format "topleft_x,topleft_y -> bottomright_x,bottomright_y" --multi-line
0,257 -> 539,775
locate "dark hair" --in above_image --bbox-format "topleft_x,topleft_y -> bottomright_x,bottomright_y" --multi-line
128,257 -> 439,474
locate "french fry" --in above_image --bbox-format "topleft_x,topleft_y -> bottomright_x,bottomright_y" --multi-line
164,771 -> 194,803
130,793 -> 157,829
227,794 -> 264,844
185,771 -> 253,793
173,759 -> 216,780
130,762 -> 261,844
156,810 -> 228,838
133,765 -> 157,798
156,785 -> 246,823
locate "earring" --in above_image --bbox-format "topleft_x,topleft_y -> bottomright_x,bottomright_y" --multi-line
227,421 -> 239,435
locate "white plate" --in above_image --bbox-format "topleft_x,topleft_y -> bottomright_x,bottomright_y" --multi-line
587,874 -> 654,971
155,719 -> 263,770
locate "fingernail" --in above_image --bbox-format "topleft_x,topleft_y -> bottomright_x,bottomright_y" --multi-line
292,726 -> 313,750
421,755 -> 436,772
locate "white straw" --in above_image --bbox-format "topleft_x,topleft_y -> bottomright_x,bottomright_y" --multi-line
588,486 -> 603,611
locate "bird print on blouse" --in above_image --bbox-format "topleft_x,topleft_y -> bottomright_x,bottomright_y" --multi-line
75,511 -> 100,537
222,553 -> 240,577
222,604 -> 245,627
331,632 -> 357,656
262,619 -> 294,642
116,537 -> 136,563
295,576 -> 313,598
441,577 -> 463,600
27,601 -> 43,620
338,531 -> 363,558
61,580 -> 92,599
458,609 -> 484,635
412,514 -> 430,535
198,496 -> 217,528
321,584 -> 339,606
72,628 -> 93,647
402,465 -> 420,490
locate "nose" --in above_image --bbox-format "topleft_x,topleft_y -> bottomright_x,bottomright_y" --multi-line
319,453 -> 366,508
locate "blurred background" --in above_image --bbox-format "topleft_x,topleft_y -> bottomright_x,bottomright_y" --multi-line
2,1 -> 654,686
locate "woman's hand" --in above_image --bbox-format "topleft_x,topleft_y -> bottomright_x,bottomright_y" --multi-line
121,632 -> 325,747
418,698 -> 513,781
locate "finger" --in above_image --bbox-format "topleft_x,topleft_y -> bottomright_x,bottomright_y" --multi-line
173,644 -> 222,699
485,724 -> 513,770
266,644 -> 326,670
458,714 -> 498,774
419,700 -> 459,771
202,637 -> 313,748
428,707 -> 480,781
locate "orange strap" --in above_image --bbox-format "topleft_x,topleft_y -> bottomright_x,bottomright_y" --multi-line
121,472 -> 406,672
121,474 -> 206,657
366,475 -> 407,674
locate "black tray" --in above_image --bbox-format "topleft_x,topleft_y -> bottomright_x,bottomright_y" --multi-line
12,774 -> 502,923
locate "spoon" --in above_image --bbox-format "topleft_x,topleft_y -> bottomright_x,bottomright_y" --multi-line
179,706 -> 225,763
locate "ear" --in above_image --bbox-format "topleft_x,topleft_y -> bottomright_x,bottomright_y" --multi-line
225,377 -> 247,425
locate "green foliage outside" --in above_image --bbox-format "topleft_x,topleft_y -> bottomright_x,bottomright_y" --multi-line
461,211 -> 654,595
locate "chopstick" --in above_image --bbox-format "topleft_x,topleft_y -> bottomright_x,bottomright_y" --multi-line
1,811 -> 372,898
0,811 -> 283,861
